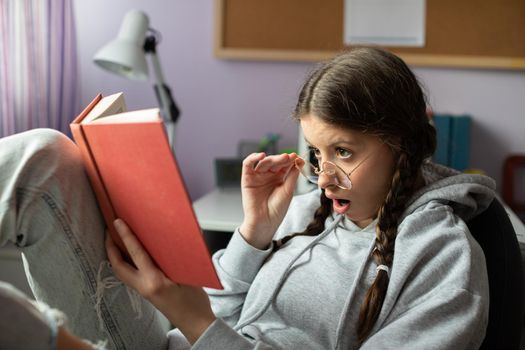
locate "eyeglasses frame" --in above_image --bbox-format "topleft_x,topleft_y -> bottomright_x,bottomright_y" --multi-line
295,150 -> 375,190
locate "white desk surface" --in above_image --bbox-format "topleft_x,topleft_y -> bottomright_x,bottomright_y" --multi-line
193,187 -> 243,232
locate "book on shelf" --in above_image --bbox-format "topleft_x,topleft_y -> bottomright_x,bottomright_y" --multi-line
431,113 -> 471,171
448,115 -> 471,171
70,92 -> 222,289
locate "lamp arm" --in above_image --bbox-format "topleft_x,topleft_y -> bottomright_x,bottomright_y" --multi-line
144,34 -> 180,150
149,51 -> 180,123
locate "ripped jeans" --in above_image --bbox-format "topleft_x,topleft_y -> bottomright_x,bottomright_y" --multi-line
0,129 -> 169,349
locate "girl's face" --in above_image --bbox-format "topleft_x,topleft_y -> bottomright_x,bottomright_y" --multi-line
300,114 -> 396,228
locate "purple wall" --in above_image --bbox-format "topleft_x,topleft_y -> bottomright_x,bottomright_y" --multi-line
74,0 -> 525,201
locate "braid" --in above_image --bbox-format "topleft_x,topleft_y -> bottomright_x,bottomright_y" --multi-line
272,191 -> 332,252
356,152 -> 420,343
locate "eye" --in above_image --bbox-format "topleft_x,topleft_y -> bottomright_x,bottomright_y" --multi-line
306,147 -> 321,168
336,148 -> 352,159
307,146 -> 321,159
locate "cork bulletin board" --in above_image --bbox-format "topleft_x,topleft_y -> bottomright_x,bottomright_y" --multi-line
214,0 -> 525,70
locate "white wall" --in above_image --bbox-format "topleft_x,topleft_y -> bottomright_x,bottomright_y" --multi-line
74,0 -> 525,200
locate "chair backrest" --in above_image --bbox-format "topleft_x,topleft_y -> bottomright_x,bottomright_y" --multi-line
467,199 -> 524,349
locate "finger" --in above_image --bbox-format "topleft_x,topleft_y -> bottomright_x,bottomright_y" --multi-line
113,219 -> 156,272
105,232 -> 140,285
105,231 -> 122,263
254,154 -> 292,172
272,153 -> 303,173
277,154 -> 301,186
278,158 -> 295,177
294,154 -> 305,170
283,163 -> 302,194
242,152 -> 266,173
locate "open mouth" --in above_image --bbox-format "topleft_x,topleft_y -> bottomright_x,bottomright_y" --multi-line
333,198 -> 351,214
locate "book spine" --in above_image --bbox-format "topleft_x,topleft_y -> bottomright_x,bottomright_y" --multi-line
70,105 -> 125,252
449,115 -> 472,171
432,114 -> 452,166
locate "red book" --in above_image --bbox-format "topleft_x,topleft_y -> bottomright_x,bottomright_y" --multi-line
70,93 -> 222,289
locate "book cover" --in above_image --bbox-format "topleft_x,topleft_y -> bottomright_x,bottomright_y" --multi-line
70,94 -> 222,289
449,115 -> 471,171
432,114 -> 451,166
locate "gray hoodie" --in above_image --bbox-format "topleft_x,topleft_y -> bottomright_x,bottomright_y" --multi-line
171,163 -> 495,350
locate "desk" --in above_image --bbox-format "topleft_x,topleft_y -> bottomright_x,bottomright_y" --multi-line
193,188 -> 243,232
193,188 -> 243,252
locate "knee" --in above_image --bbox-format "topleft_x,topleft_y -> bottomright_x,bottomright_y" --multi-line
23,128 -> 73,149
14,128 -> 83,175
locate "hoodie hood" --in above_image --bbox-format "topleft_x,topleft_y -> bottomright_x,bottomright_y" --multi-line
402,162 -> 496,222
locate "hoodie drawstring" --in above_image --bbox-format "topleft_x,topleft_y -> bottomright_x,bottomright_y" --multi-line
233,215 -> 345,332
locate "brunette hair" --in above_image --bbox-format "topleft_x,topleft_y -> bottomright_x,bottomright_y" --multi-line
274,47 -> 436,342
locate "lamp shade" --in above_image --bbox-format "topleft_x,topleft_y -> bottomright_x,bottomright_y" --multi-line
93,10 -> 150,80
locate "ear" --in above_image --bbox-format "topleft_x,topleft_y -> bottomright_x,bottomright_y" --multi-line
381,136 -> 402,154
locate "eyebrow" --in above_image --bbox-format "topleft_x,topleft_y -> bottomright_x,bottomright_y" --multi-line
303,137 -> 359,148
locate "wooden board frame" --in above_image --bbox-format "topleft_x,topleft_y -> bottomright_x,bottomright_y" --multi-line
214,0 -> 525,70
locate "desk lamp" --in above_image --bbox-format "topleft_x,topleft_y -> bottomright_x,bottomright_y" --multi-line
93,9 -> 179,150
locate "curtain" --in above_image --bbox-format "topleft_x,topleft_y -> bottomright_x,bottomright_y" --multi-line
0,0 -> 79,137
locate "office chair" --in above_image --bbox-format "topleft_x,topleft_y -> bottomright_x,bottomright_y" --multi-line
467,199 -> 524,349
503,155 -> 525,221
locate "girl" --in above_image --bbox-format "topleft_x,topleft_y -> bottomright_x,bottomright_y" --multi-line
0,47 -> 494,349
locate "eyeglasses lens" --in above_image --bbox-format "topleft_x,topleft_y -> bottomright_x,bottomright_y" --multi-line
298,155 -> 352,190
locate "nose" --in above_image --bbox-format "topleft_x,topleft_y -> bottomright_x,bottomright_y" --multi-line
316,169 -> 337,189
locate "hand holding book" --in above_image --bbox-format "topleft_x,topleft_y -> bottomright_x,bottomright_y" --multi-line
105,218 -> 216,345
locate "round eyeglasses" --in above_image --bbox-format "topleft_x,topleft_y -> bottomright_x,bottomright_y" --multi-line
295,151 -> 374,190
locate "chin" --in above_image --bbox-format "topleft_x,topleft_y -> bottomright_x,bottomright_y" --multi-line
344,213 -> 375,228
